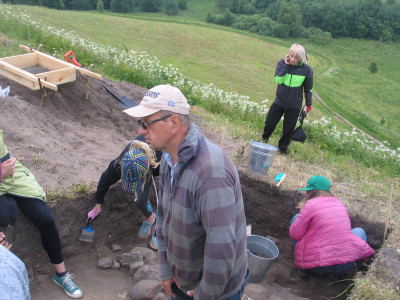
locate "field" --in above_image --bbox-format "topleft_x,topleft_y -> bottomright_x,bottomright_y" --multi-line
12,3 -> 400,149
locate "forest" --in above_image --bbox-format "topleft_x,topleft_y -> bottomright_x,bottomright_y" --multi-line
208,0 -> 400,42
4,0 -> 399,42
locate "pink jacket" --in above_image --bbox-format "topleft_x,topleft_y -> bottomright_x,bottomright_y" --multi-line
289,196 -> 375,269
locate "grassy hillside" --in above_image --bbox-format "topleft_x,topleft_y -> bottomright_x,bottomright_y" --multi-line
9,4 -> 400,149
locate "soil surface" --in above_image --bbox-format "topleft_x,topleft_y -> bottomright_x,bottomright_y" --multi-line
0,74 -> 384,300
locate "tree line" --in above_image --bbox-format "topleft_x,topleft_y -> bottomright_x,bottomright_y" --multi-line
4,0 -> 187,15
208,0 -> 400,43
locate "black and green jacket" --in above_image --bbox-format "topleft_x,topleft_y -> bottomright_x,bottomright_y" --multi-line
273,59 -> 313,110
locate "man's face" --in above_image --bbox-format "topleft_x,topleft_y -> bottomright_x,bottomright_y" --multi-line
137,112 -> 172,151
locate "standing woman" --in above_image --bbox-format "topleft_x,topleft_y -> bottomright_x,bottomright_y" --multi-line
262,44 -> 313,154
289,176 -> 375,279
0,130 -> 82,298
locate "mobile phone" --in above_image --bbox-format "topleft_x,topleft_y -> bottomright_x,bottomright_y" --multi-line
5,224 -> 14,243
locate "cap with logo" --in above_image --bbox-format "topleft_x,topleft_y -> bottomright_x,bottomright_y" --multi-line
123,84 -> 190,118
299,175 -> 331,191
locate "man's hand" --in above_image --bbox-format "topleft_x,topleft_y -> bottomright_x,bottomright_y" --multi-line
162,277 -> 180,298
187,290 -> 195,298
0,232 -> 12,250
1,158 -> 16,179
306,106 -> 312,113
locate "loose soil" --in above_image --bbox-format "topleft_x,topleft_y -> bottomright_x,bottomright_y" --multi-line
0,74 -> 384,300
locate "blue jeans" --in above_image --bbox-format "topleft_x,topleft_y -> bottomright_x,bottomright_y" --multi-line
170,270 -> 248,300
290,214 -> 368,275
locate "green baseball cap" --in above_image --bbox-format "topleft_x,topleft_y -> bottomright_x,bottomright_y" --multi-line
299,175 -> 331,191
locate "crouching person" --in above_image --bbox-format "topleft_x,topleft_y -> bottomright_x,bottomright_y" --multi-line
290,175 -> 375,280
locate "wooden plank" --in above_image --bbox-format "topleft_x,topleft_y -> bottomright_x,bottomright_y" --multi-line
0,53 -> 38,69
0,68 -> 39,90
20,44 -> 76,69
0,60 -> 58,91
76,67 -> 102,80
36,67 -> 77,85
19,44 -> 102,80
37,53 -> 75,70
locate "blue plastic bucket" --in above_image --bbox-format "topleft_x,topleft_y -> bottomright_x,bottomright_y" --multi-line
248,142 -> 278,174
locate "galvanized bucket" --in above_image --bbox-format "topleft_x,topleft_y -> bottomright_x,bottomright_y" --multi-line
248,142 -> 278,174
247,235 -> 279,283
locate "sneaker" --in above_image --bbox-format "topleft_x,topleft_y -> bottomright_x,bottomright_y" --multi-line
150,229 -> 158,250
52,272 -> 83,299
139,218 -> 154,239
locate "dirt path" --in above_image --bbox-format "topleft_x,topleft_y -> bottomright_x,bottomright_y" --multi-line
313,91 -> 383,145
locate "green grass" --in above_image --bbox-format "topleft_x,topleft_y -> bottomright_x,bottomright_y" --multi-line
7,4 -> 400,149
305,38 -> 400,148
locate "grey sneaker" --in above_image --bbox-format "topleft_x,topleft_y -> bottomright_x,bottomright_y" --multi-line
139,218 -> 154,239
150,229 -> 158,250
52,272 -> 82,299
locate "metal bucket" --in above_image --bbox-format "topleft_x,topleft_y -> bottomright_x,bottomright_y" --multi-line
248,142 -> 278,174
247,235 -> 279,283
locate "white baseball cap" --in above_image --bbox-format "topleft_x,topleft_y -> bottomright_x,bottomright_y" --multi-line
123,84 -> 190,118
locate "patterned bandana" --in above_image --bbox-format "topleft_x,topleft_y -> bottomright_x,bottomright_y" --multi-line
121,148 -> 149,193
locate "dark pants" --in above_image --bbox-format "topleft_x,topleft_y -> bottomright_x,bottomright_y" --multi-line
262,103 -> 300,153
0,194 -> 64,264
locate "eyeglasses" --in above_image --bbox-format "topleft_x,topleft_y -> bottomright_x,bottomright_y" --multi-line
137,115 -> 172,130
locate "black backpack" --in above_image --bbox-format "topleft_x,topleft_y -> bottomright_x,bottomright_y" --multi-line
291,108 -> 307,142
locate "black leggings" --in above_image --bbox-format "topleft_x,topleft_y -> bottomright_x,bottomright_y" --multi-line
0,194 -> 64,264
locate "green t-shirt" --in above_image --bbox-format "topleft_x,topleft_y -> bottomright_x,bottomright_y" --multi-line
0,130 -> 46,201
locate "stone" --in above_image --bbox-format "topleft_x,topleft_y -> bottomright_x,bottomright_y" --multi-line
97,257 -> 113,269
112,259 -> 120,269
128,280 -> 163,300
111,244 -> 122,252
131,246 -> 158,265
245,283 -> 269,300
117,252 -> 143,269
130,260 -> 145,275
133,265 -> 161,283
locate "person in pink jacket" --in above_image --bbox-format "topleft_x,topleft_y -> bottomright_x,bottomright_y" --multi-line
289,175 -> 375,279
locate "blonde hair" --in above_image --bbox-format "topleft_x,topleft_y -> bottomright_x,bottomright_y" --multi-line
289,44 -> 308,65
297,189 -> 332,210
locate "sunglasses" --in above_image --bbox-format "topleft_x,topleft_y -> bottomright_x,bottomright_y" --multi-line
137,115 -> 172,130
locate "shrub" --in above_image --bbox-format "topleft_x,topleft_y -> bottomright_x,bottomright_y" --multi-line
165,0 -> 179,15
111,0 -> 134,12
215,15 -> 225,25
141,0 -> 161,12
306,27 -> 332,44
96,0 -> 104,12
242,3 -> 256,15
223,9 -> 235,26
272,23 -> 289,38
177,0 -> 187,10
256,16 -> 275,36
368,62 -> 378,73
205,12 -> 215,23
